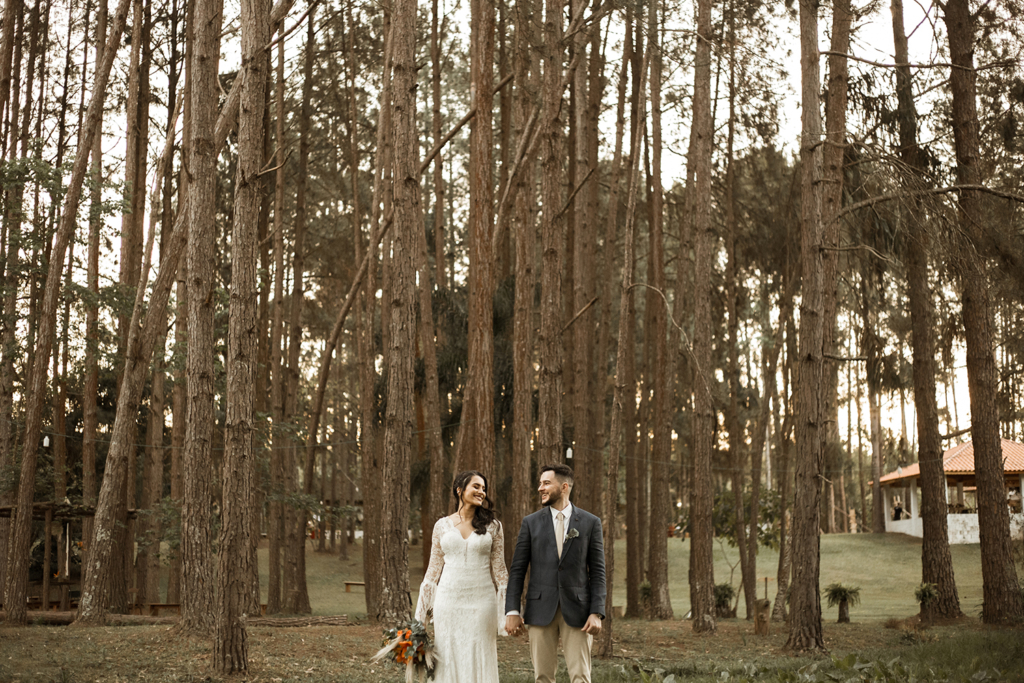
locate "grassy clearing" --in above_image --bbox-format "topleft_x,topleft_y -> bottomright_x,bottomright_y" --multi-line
320,532 -> 986,621
1,532 -> 1012,682
2,616 -> 1019,682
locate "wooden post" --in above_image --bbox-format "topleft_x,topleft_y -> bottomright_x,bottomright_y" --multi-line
60,521 -> 71,610
42,506 -> 52,610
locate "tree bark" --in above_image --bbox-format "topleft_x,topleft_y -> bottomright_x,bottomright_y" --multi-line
169,0 -> 192,605
378,0 -> 417,622
689,0 -> 715,634
362,15 -> 394,619
772,313 -> 796,623
942,0 -> 1024,625
73,94 -> 181,627
283,8 -> 314,617
597,41 -> 648,656
570,0 -> 596,514
863,262 -> 885,533
178,0 -> 224,634
645,0 -> 672,621
723,1 -> 755,619
2,0 -> 132,625
536,0 -> 564,467
892,0 -> 962,622
430,0 -> 446,290
508,0 -> 537,567
267,35 -> 287,616
621,7 -> 642,619
453,0 -> 496,477
785,0 -> 825,650
819,0 -> 851,542
213,0 -> 269,666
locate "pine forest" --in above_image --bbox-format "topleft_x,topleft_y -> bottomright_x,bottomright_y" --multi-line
0,0 -> 1022,672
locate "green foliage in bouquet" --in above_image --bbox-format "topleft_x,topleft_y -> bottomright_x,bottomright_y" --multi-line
372,620 -> 437,682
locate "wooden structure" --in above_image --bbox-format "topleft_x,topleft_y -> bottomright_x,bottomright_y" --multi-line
0,502 -> 138,610
877,439 -> 1024,544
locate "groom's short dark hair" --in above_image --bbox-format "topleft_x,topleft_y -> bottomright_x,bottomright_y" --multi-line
541,463 -> 574,487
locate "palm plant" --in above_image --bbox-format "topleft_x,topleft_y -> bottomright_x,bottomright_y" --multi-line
824,582 -> 861,623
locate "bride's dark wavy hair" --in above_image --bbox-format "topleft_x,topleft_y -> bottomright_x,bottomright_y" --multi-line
452,470 -> 496,535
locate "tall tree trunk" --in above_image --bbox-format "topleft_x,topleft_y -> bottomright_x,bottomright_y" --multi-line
168,0 -> 191,605
785,0 -> 825,650
430,0 -> 446,290
570,0 -> 596,513
594,20 -> 628,550
508,0 -> 537,567
0,0 -> 18,154
689,0 -> 715,634
942,0 -> 1024,625
2,0 -> 132,625
863,263 -> 885,533
772,313 -> 796,622
283,9 -> 315,617
723,1 -> 755,619
454,0 -> 496,477
379,0 -> 417,622
127,0 -> 153,609
213,0 -> 268,665
179,0 -> 224,634
819,0 -> 850,541
620,7 -> 643,619
597,43 -> 646,654
646,0 -> 672,620
536,0 -> 564,467
73,91 -> 181,626
78,0 -> 105,582
891,0 -> 962,621
267,35 -> 287,616
362,14 -> 394,619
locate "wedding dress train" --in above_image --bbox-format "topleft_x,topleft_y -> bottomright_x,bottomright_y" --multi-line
415,516 -> 509,683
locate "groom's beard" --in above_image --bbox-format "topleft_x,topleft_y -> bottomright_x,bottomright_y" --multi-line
542,491 -> 563,507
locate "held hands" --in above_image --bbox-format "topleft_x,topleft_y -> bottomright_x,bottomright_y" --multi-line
505,614 -> 526,637
581,614 -> 602,635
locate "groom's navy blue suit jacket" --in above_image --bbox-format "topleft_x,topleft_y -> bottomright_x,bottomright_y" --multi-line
505,505 -> 606,629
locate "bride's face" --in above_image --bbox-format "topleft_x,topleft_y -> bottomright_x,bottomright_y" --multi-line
460,475 -> 487,509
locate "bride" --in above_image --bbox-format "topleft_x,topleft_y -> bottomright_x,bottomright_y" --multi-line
415,470 -> 509,683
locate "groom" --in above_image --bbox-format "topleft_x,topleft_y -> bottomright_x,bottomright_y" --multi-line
505,463 -> 606,683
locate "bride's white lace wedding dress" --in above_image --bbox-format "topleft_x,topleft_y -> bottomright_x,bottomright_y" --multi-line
415,516 -> 509,683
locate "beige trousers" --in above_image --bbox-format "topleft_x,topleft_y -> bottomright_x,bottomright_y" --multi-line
528,606 -> 593,683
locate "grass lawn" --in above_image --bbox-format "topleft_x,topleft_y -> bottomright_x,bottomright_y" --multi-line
313,532 -> 987,622
1,532 -> 1017,682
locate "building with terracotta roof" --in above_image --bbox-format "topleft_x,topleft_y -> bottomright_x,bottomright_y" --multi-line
877,439 -> 1024,544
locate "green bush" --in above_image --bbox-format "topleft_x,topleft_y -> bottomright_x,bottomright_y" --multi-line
823,582 -> 861,609
915,582 -> 938,607
714,583 -> 736,609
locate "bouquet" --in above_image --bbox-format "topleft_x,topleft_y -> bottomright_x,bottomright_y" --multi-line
372,619 -> 437,682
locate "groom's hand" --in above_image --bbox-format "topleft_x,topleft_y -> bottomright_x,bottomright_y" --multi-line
581,614 -> 602,635
505,614 -> 525,637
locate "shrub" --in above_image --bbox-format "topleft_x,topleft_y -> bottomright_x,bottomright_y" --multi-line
714,583 -> 736,618
915,582 -> 938,608
823,582 -> 860,623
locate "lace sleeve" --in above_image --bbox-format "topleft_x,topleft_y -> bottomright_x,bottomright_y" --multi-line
415,518 -> 447,624
489,520 -> 510,636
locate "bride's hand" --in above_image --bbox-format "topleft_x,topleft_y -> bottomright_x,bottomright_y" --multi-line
505,614 -> 525,637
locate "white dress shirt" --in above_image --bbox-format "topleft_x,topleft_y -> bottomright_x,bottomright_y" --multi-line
550,501 -> 573,544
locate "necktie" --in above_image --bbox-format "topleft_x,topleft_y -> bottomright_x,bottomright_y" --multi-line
556,511 -> 565,558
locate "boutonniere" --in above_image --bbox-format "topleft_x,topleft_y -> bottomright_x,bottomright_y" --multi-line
566,528 -> 579,539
